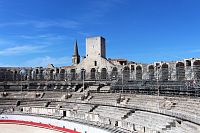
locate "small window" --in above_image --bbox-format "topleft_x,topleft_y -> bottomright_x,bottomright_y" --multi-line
131,65 -> 135,71
186,60 -> 191,66
94,61 -> 97,66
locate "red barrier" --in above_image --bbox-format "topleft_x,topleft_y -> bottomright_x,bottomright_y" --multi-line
0,119 -> 80,133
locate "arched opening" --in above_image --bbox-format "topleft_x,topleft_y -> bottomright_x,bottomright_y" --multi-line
161,63 -> 168,81
111,67 -> 118,80
39,69 -> 44,80
148,65 -> 154,80
42,70 -> 48,80
13,71 -> 17,81
101,68 -> 107,80
20,69 -> 27,81
36,69 -> 39,74
56,68 -> 59,73
193,60 -> 200,80
186,60 -> 191,67
176,62 -> 185,81
64,70 -> 67,80
90,68 -> 96,80
81,69 -> 86,80
131,65 -> 135,71
70,69 -> 76,80
31,70 -> 36,80
50,69 -> 54,80
35,69 -> 39,80
123,66 -> 130,81
27,70 -> 32,81
136,66 -> 142,80
60,69 -> 65,80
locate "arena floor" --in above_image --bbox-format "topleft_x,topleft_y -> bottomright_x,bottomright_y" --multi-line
0,124 -> 62,133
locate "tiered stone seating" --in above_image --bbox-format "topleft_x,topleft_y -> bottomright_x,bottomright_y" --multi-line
65,92 -> 84,102
0,85 -> 4,90
27,85 -> 37,91
20,100 -> 48,107
100,86 -> 111,92
89,93 -> 120,105
124,94 -> 164,112
42,92 -> 63,99
87,86 -> 99,91
93,105 -> 131,120
0,99 -> 17,107
68,103 -> 94,113
170,99 -> 200,123
53,85 -> 62,90
167,121 -> 200,133
1,91 -> 200,133
9,85 -> 22,91
5,92 -> 27,98
125,111 -> 176,132
48,102 -> 94,113
0,91 -> 41,99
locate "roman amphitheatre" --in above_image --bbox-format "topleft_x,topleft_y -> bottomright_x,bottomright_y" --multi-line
0,36 -> 200,133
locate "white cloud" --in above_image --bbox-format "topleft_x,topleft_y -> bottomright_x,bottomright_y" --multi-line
17,34 -> 68,42
187,49 -> 200,53
0,38 -> 14,46
0,20 -> 80,29
0,63 -> 17,67
0,45 -> 46,56
0,56 -> 71,67
78,31 -> 91,37
25,56 -> 71,67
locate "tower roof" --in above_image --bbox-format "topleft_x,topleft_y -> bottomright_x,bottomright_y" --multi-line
73,40 -> 79,56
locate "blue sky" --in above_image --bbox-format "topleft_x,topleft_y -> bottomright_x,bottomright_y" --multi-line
0,0 -> 200,67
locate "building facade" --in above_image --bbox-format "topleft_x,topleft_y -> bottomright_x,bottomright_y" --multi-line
0,36 -> 200,82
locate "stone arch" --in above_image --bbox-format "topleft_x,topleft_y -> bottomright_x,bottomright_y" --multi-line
123,66 -> 130,81
70,69 -> 76,80
90,68 -> 96,80
42,69 -> 48,80
136,65 -> 142,80
193,60 -> 200,80
60,69 -> 65,80
111,67 -> 118,79
20,69 -> 27,81
39,69 -> 44,80
55,68 -> 59,74
64,70 -> 67,80
176,62 -> 185,81
35,69 -> 39,75
148,65 -> 154,80
31,70 -> 36,80
50,69 -> 54,80
13,70 -> 18,81
101,68 -> 107,80
81,69 -> 86,80
161,63 -> 168,81
186,60 -> 191,67
35,69 -> 39,80
27,69 -> 32,81
131,65 -> 135,71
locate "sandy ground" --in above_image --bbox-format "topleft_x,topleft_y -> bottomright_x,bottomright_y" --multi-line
0,124 -> 62,133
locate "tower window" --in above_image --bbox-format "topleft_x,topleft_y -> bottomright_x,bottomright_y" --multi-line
94,61 -> 97,66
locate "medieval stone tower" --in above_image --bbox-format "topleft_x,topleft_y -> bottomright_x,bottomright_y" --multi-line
86,36 -> 106,59
72,40 -> 80,66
